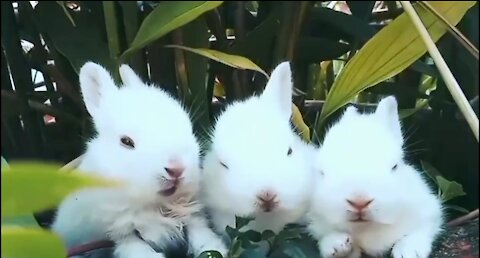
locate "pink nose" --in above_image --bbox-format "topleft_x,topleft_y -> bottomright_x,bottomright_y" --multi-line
165,166 -> 184,178
257,191 -> 278,212
346,198 -> 374,211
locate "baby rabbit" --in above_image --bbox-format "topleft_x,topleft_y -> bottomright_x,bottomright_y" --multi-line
51,62 -> 227,258
201,62 -> 316,237
307,96 -> 443,258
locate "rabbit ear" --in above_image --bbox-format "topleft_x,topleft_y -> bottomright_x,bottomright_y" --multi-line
376,96 -> 402,139
261,61 -> 293,120
119,64 -> 144,87
79,62 -> 118,118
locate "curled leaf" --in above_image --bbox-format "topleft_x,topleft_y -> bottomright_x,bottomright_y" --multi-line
165,45 -> 269,78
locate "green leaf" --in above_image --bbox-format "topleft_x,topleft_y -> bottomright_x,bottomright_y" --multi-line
226,225 -> 239,240
2,215 -> 39,228
436,176 -> 466,203
1,162 -> 119,217
1,227 -> 67,258
242,230 -> 262,243
319,1 -> 476,124
421,160 -> 442,183
399,99 -> 429,119
165,45 -> 269,78
235,216 -> 255,229
238,248 -> 267,258
292,104 -> 311,142
56,1 -> 76,27
282,245 -> 308,258
261,230 -> 275,241
196,250 -> 224,258
122,1 -> 224,59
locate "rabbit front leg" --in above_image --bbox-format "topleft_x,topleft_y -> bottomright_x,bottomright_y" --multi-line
114,234 -> 166,258
186,215 -> 228,257
391,224 -> 441,258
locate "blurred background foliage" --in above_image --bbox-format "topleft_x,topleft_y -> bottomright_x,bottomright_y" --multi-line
1,1 -> 479,257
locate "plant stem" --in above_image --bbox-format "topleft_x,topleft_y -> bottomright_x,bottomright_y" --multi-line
400,1 -> 479,142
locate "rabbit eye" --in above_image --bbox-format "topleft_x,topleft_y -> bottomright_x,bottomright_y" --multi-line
392,164 -> 398,171
120,136 -> 135,149
220,161 -> 228,169
287,147 -> 293,156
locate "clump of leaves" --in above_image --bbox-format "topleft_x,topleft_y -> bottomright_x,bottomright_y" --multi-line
196,217 -> 312,258
421,160 -> 468,213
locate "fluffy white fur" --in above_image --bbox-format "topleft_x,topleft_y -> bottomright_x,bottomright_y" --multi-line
307,96 -> 444,258
51,62 -> 227,258
201,62 -> 316,236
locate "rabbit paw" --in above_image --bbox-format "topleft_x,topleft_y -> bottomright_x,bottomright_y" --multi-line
319,232 -> 355,258
391,235 -> 432,258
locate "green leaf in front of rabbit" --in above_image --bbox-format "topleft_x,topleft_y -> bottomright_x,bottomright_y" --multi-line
436,176 -> 466,203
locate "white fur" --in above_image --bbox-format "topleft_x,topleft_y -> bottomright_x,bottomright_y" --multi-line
307,96 -> 444,258
201,62 -> 316,236
51,62 -> 227,257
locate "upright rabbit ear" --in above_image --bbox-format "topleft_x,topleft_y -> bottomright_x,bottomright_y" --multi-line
261,61 -> 293,120
79,62 -> 118,118
376,96 -> 402,139
119,64 -> 144,87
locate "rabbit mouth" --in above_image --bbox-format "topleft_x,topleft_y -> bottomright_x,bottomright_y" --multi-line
159,178 -> 183,196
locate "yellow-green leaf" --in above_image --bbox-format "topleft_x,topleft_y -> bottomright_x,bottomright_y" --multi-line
165,45 -> 269,78
121,1 -> 223,59
292,104 -> 311,142
2,226 -> 66,258
436,175 -> 466,203
319,1 -> 476,124
1,162 -> 120,217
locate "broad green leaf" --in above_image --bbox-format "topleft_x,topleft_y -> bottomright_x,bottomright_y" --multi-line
165,45 -> 269,77
1,162 -> 119,217
1,227 -> 66,258
122,1 -> 223,59
292,104 -> 311,142
436,176 -> 466,203
319,1 -> 476,124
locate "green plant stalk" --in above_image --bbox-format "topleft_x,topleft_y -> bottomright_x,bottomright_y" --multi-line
400,1 -> 479,142
419,1 -> 479,60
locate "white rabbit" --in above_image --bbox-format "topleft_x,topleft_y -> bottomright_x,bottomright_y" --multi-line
307,96 -> 444,258
51,62 -> 227,258
201,62 -> 316,238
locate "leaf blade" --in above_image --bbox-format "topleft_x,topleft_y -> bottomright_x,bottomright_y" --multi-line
121,1 -> 224,59
165,45 -> 269,77
1,162 -> 119,217
319,1 -> 476,124
1,227 -> 67,258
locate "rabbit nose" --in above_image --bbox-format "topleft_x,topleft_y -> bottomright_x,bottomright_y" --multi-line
165,166 -> 184,178
257,191 -> 278,212
346,198 -> 374,211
